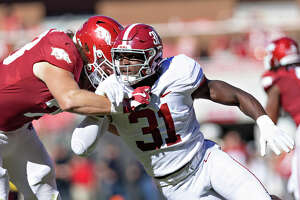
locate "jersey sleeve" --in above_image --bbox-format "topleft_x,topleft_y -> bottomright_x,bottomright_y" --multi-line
261,71 -> 279,92
170,54 -> 205,94
41,30 -> 83,81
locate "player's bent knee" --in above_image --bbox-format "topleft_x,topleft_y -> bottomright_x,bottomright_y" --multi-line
26,161 -> 60,200
27,162 -> 55,189
71,139 -> 88,156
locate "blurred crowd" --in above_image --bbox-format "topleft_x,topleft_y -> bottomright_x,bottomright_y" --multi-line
1,2 -> 298,65
0,4 -> 43,61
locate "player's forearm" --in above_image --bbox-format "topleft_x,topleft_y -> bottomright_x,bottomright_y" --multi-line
67,106 -> 110,115
235,91 -> 267,120
59,89 -> 112,115
265,103 -> 279,124
265,87 -> 281,124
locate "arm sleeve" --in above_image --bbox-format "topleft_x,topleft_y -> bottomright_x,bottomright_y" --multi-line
71,115 -> 109,156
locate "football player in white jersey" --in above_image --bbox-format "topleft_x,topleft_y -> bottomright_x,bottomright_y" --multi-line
71,24 -> 294,200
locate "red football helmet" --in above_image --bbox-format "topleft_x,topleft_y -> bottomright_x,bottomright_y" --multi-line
111,23 -> 163,85
74,16 -> 123,88
264,37 -> 300,70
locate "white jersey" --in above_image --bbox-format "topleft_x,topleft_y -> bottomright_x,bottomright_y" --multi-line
111,54 -> 206,177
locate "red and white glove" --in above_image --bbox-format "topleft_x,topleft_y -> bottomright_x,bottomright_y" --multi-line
131,86 -> 151,111
256,115 -> 295,156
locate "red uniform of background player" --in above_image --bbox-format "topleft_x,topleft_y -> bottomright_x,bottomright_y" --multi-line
261,37 -> 300,200
0,16 -> 123,200
261,68 -> 300,126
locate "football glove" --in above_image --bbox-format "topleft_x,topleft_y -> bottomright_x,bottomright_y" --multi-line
95,75 -> 127,113
131,86 -> 151,111
256,115 -> 294,156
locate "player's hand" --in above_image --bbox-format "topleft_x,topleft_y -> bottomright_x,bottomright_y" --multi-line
256,115 -> 294,156
96,75 -> 126,113
131,86 -> 151,111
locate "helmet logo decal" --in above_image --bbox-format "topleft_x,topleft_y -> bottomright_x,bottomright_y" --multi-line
95,26 -> 112,45
149,31 -> 160,45
51,47 -> 72,64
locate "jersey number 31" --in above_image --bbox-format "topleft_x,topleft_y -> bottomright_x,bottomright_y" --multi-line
128,103 -> 182,151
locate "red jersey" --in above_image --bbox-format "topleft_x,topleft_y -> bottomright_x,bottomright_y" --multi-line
0,29 -> 83,131
261,66 -> 300,125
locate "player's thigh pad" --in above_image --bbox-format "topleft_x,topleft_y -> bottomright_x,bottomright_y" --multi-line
155,140 -> 223,200
155,140 -> 271,200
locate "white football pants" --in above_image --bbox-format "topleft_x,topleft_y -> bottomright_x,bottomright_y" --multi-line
288,125 -> 300,200
0,123 -> 60,200
154,140 -> 271,200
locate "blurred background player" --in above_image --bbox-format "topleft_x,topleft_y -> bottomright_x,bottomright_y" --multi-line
261,37 -> 300,200
0,15 -> 123,200
74,23 -> 294,200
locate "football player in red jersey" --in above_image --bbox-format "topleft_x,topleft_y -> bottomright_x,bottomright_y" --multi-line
0,15 -> 123,200
261,37 -> 300,200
